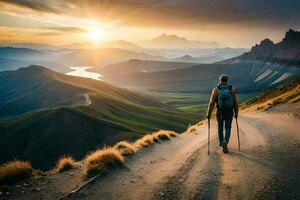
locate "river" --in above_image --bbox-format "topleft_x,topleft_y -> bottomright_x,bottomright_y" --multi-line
66,66 -> 103,80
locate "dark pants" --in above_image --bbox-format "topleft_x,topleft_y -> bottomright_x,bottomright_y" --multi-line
217,110 -> 233,145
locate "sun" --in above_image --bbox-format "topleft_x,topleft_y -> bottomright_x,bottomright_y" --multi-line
88,27 -> 103,42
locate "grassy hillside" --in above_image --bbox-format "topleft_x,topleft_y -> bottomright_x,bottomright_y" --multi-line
138,91 -> 259,117
241,77 -> 300,111
0,66 -> 197,169
0,47 -> 69,73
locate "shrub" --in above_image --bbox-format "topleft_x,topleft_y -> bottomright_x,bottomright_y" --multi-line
0,160 -> 33,185
114,141 -> 136,156
84,147 -> 124,175
56,156 -> 75,172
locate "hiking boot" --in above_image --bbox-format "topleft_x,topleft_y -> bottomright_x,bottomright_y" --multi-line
222,141 -> 229,153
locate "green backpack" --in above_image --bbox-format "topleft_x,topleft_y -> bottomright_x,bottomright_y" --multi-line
217,84 -> 234,111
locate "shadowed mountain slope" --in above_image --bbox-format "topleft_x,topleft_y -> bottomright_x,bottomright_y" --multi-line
99,59 -> 197,75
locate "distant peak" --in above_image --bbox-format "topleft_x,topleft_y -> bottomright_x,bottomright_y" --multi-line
157,33 -> 186,40
287,28 -> 297,34
181,55 -> 193,58
260,38 -> 275,46
279,29 -> 300,48
19,65 -> 50,72
283,29 -> 300,41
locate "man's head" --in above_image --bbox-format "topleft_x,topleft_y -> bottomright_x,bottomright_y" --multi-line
219,74 -> 229,83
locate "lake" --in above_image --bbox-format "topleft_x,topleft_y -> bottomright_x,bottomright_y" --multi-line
66,66 -> 103,80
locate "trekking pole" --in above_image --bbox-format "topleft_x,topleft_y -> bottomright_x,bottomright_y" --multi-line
208,118 -> 210,155
235,117 -> 241,151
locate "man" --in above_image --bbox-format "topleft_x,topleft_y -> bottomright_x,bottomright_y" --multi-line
206,74 -> 239,153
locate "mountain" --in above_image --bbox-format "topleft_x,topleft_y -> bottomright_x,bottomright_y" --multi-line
61,48 -> 165,68
99,59 -> 197,75
0,47 -> 46,60
0,47 -> 70,73
172,54 -> 225,63
173,55 -> 197,63
223,29 -> 300,66
154,47 -> 248,63
101,30 -> 300,93
140,33 -> 220,49
0,43 -> 58,50
101,62 -> 300,93
0,66 -> 196,168
59,40 -> 144,51
98,40 -> 144,51
0,47 -> 166,72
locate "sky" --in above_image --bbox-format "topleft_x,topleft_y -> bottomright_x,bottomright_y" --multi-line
0,0 -> 299,47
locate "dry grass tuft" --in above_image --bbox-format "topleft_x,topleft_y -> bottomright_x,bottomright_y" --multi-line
84,147 -> 124,175
114,141 -> 136,156
133,135 -> 156,149
166,131 -> 178,137
153,130 -> 172,140
187,124 -> 197,133
0,160 -> 33,185
56,156 -> 76,172
152,134 -> 159,143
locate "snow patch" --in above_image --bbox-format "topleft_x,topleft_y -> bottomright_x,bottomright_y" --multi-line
271,73 -> 291,85
254,69 -> 273,82
83,93 -> 92,106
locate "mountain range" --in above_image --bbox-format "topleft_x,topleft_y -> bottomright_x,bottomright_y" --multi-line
0,66 -> 196,168
140,33 -> 220,49
100,29 -> 300,93
223,29 -> 300,66
0,33 -> 249,73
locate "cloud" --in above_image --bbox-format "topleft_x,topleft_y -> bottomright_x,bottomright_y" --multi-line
47,26 -> 85,33
0,0 -> 299,29
0,0 -> 62,13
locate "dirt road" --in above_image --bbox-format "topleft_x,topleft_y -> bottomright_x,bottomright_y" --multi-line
3,109 -> 299,200
67,110 -> 300,200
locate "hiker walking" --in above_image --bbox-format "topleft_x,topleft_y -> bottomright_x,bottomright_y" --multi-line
206,74 -> 239,153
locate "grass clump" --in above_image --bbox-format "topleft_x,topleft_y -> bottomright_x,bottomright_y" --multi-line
84,147 -> 124,175
187,124 -> 197,133
114,141 -> 136,156
153,130 -> 174,140
133,135 -> 156,149
56,156 -> 76,172
0,160 -> 33,185
166,131 -> 178,137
